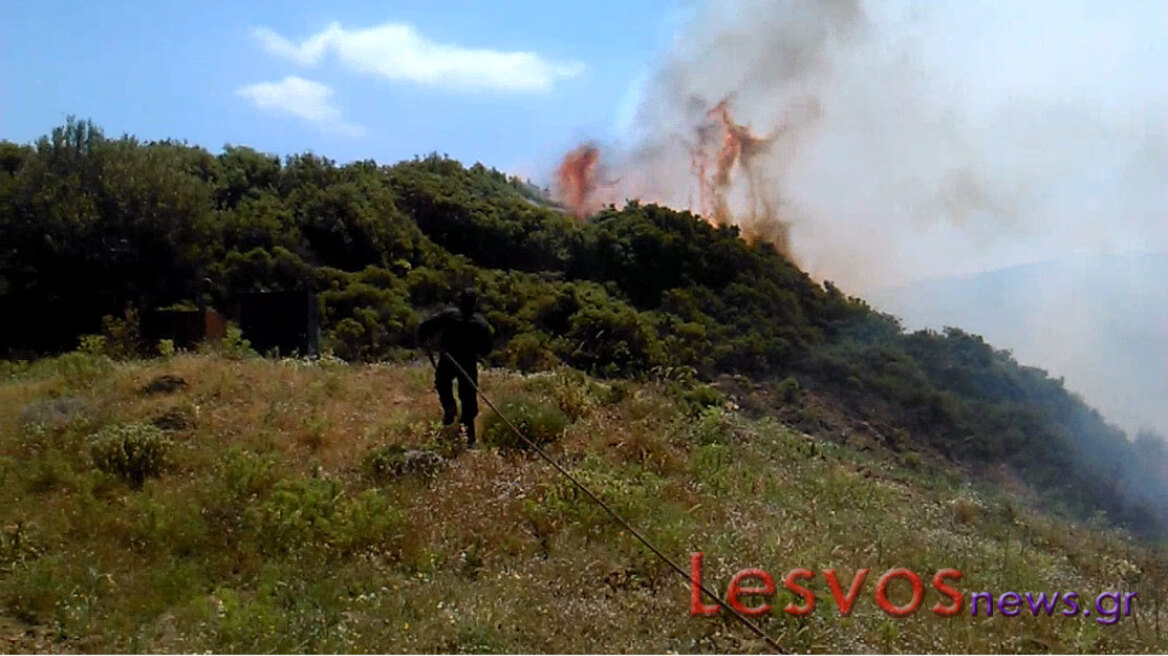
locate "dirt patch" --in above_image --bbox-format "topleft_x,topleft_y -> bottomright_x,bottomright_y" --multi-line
139,375 -> 187,396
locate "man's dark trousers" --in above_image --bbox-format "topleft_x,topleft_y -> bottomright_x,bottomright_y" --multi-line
435,355 -> 478,444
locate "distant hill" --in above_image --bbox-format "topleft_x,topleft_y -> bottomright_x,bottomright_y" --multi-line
867,254 -> 1168,439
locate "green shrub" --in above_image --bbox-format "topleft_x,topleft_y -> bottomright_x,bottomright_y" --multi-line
157,338 -> 177,358
681,383 -> 724,417
547,368 -> 601,421
98,308 -> 142,359
49,351 -> 114,388
219,447 -> 279,501
88,423 -> 172,488
362,444 -> 408,483
778,375 -> 801,402
903,451 -> 923,471
25,450 -> 75,494
208,324 -> 256,360
540,455 -> 666,529
601,380 -> 630,406
690,443 -> 733,492
2,556 -> 63,623
0,360 -> 31,381
247,478 -> 405,557
78,334 -> 107,356
128,490 -> 208,556
688,406 -> 739,446
497,332 -> 559,373
481,398 -> 569,451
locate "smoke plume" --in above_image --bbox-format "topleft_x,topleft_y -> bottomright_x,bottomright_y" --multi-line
554,0 -> 1168,290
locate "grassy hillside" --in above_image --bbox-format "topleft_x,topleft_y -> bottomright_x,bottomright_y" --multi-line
1,352 -> 1165,653
4,119 -> 1167,538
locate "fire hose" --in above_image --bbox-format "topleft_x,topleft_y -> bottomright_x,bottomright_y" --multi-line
435,348 -> 786,653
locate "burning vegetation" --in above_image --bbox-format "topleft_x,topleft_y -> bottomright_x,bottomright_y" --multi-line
554,97 -> 792,255
554,143 -> 602,218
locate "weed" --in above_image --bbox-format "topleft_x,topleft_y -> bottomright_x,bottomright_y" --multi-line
205,324 -> 256,360
362,441 -> 443,483
78,334 -> 108,356
100,308 -> 142,359
680,383 -> 724,416
128,488 -> 209,556
777,375 -> 801,402
951,497 -> 980,526
157,339 -> 177,358
297,414 -> 329,452
2,556 -> 63,623
548,368 -> 598,421
362,444 -> 409,483
690,443 -> 733,493
688,406 -> 740,446
219,447 -> 280,501
51,351 -> 115,389
247,478 -> 405,558
25,449 -> 76,494
88,423 -> 172,488
903,451 -> 923,470
481,397 -> 569,451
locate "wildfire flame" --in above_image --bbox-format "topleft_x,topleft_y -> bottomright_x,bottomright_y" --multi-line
555,143 -> 602,218
553,98 -> 791,254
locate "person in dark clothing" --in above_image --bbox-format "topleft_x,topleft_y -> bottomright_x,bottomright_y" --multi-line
418,290 -> 492,447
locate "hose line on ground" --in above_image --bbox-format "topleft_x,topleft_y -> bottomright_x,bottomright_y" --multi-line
438,350 -> 786,654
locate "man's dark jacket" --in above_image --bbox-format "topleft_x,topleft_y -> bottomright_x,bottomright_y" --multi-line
418,308 -> 491,365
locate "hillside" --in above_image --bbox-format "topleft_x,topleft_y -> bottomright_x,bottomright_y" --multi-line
0,353 -> 1164,653
2,117 -> 1168,592
866,254 -> 1168,440
4,119 -> 1168,534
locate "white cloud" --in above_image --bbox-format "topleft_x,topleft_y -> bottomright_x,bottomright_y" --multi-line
251,22 -> 584,93
236,75 -> 364,137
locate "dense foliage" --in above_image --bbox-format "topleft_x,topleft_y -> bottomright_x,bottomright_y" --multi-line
2,118 -> 1165,534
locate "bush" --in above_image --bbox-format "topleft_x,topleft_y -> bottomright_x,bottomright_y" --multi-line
688,406 -> 740,446
778,376 -> 801,402
2,556 -> 63,623
247,478 -> 406,557
362,444 -> 409,483
88,423 -> 172,488
157,338 -> 177,358
49,351 -> 114,388
481,398 -> 569,451
362,444 -> 445,482
496,332 -> 559,373
219,447 -> 279,501
202,324 -> 256,360
78,334 -> 107,356
533,367 -> 603,421
99,308 -> 142,359
680,384 -> 724,417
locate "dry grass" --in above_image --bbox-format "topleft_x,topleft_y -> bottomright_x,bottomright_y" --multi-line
0,352 -> 1166,653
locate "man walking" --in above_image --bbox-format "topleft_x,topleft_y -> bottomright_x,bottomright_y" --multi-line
418,289 -> 492,448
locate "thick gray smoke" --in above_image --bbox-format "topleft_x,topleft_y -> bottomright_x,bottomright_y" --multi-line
602,0 -> 1167,289
586,0 -> 1168,439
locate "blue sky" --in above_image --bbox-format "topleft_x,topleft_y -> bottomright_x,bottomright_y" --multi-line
1,0 -> 685,179
3,0 -> 1164,284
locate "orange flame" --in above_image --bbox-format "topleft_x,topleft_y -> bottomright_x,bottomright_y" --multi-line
553,98 -> 790,253
555,144 -> 602,218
